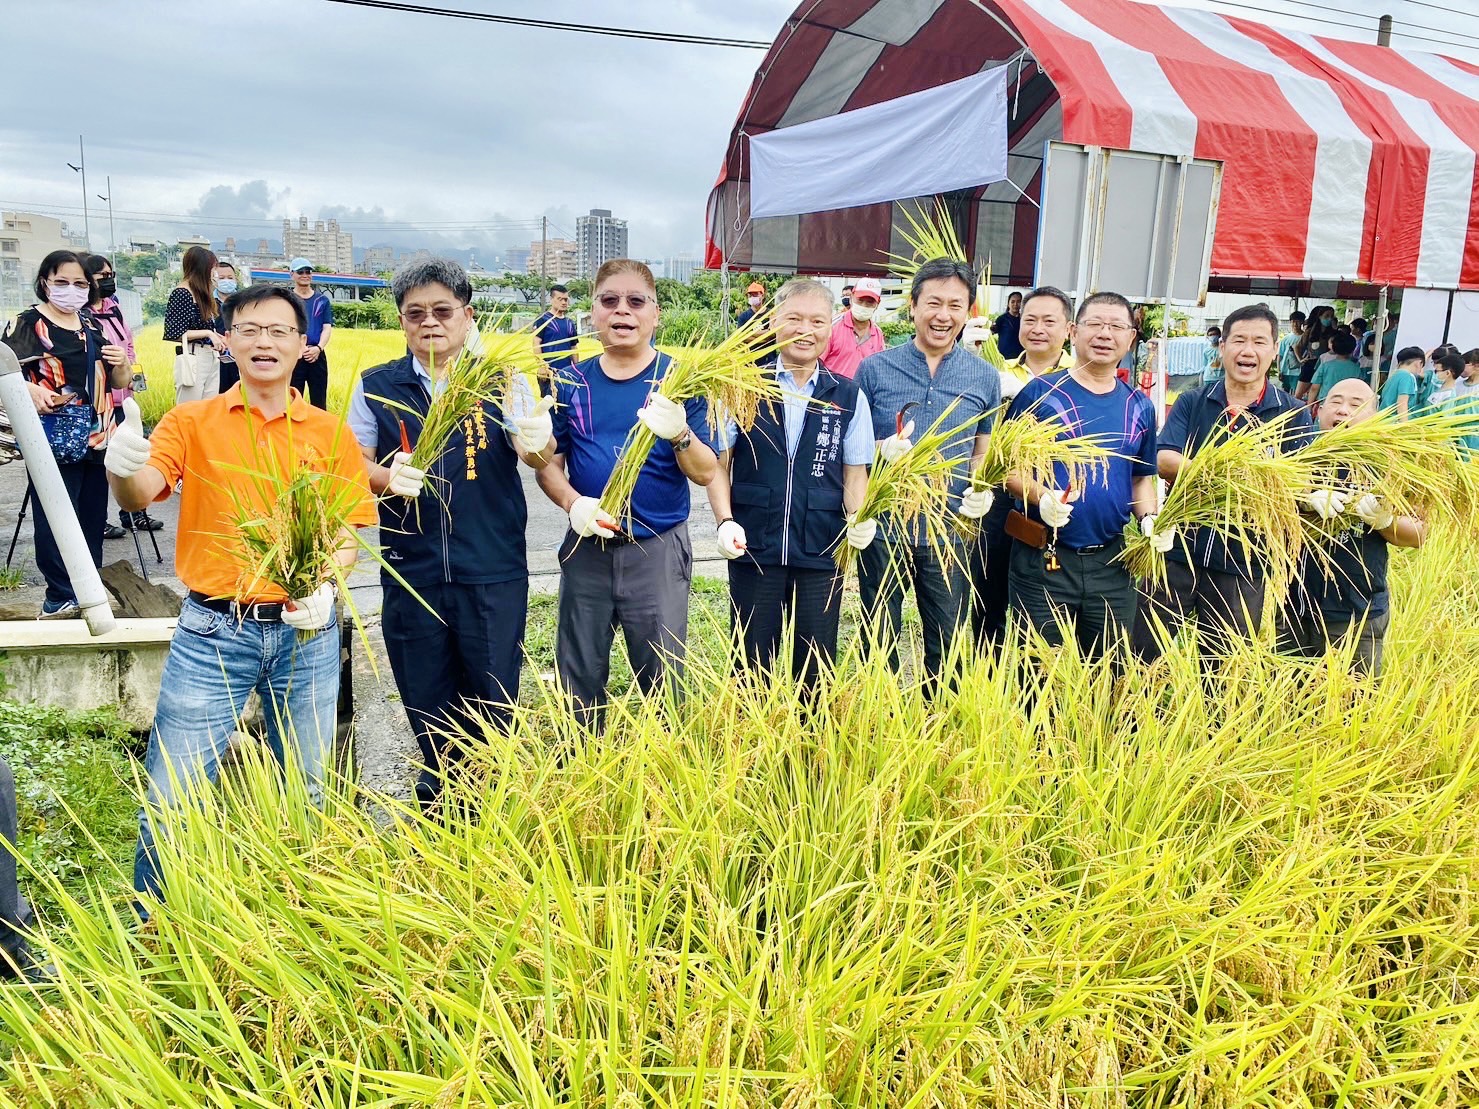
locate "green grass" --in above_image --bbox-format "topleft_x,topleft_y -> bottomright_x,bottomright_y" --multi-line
0,568 -> 25,592
0,703 -> 138,919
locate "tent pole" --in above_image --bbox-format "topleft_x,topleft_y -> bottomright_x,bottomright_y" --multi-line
1370,286 -> 1387,392
1154,159 -> 1191,428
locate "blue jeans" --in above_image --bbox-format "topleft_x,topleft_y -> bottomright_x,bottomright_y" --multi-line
133,598 -> 340,903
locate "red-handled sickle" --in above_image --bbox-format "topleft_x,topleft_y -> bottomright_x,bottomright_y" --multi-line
896,400 -> 919,439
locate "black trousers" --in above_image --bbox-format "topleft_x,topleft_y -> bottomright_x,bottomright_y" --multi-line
969,518 -> 1013,649
32,459 -> 108,606
1133,557 -> 1265,661
218,356 -> 240,395
382,578 -> 527,810
291,352 -> 329,409
728,560 -> 844,689
1008,537 -> 1136,659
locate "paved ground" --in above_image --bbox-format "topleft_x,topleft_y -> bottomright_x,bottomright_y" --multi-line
0,454 -> 731,797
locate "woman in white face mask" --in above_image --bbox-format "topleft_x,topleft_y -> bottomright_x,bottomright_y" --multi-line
212,262 -> 243,395
1,250 -> 131,617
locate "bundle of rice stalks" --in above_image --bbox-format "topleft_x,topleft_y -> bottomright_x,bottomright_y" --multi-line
1121,411 -> 1315,596
371,317 -> 550,471
598,311 -> 787,529
836,402 -> 965,573
215,416 -> 424,649
969,406 -> 1116,497
882,199 -> 967,289
1297,405 -> 1479,540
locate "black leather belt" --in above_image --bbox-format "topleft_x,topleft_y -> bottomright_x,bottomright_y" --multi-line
1059,537 -> 1124,555
188,591 -> 285,622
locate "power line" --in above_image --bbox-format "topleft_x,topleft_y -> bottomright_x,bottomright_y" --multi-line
1199,0 -> 1479,52
0,200 -> 547,232
1210,0 -> 1479,46
322,0 -> 770,49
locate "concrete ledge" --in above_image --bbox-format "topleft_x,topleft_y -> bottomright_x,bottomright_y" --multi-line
0,617 -> 176,732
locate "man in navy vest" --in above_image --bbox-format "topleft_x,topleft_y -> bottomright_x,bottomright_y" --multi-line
707,279 -> 876,687
347,258 -> 554,810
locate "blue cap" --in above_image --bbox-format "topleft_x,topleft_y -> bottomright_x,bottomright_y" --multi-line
289,257 -> 314,273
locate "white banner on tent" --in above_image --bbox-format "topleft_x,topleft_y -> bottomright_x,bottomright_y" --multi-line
748,65 -> 1010,220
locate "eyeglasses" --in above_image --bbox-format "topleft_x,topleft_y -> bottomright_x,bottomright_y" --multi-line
400,304 -> 465,324
1077,320 -> 1135,334
293,269 -> 313,275
48,279 -> 90,290
595,292 -> 654,311
231,324 -> 300,340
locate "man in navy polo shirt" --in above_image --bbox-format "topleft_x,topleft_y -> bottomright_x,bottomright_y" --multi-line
1135,303 -> 1314,661
854,258 -> 1001,687
348,258 -> 551,810
533,259 -> 723,723
708,278 -> 875,688
1004,291 -> 1164,658
532,284 -> 579,376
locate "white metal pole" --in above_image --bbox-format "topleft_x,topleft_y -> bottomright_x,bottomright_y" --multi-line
0,346 -> 115,635
1370,286 -> 1388,392
77,136 -> 90,251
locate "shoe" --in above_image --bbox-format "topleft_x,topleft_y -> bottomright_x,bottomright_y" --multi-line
38,599 -> 79,620
104,522 -> 126,540
120,510 -> 164,532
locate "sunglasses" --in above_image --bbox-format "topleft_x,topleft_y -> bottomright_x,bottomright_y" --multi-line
400,304 -> 465,324
595,292 -> 653,311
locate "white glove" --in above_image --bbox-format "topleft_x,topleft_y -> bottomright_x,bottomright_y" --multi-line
1353,493 -> 1394,532
1140,513 -> 1176,554
636,392 -> 688,442
998,369 -> 1027,401
959,487 -> 994,519
384,451 -> 426,499
1037,491 -> 1074,529
569,495 -> 619,539
962,325 -> 991,350
716,519 -> 747,559
877,419 -> 914,463
513,395 -> 555,453
1301,489 -> 1349,522
282,583 -> 335,631
104,396 -> 152,478
845,514 -> 877,551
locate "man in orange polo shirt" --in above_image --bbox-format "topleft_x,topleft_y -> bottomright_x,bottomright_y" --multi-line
105,283 -> 375,908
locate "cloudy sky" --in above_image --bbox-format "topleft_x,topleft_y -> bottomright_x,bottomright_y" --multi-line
2,0 -> 1473,265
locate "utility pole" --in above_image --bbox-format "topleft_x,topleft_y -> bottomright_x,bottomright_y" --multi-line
539,215 -> 548,310
65,135 -> 91,250
96,176 -> 117,269
1377,14 -> 1392,46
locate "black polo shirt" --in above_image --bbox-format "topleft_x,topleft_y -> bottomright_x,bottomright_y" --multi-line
1160,379 -> 1314,576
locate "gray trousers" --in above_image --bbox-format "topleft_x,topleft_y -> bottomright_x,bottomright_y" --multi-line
1008,537 -> 1136,659
1280,607 -> 1390,678
1134,557 -> 1265,661
555,522 -> 692,722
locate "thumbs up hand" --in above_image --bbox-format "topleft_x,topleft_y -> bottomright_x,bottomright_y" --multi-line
105,397 -> 153,478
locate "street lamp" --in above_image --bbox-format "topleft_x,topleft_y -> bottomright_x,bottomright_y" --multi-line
64,135 -> 90,251
96,177 -> 116,269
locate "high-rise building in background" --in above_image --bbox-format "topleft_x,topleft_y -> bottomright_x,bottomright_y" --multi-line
281,216 -> 354,273
527,237 -> 580,282
666,253 -> 698,284
576,208 -> 628,278
504,247 -> 531,274
0,211 -> 69,311
223,237 -> 286,270
360,245 -> 395,274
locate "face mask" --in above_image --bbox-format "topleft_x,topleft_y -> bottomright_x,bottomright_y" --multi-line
95,277 -> 116,299
851,303 -> 877,322
215,279 -> 238,296
748,296 -> 762,307
46,284 -> 89,312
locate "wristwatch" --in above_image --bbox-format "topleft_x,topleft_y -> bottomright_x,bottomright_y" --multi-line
671,429 -> 693,452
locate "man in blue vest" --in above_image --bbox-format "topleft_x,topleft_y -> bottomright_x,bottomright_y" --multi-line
347,258 -> 553,810
707,278 -> 876,687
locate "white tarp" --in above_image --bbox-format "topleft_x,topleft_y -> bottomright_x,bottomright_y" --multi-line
747,65 -> 1010,220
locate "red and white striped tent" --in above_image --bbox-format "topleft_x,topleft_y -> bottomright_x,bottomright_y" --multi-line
705,0 -> 1479,293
